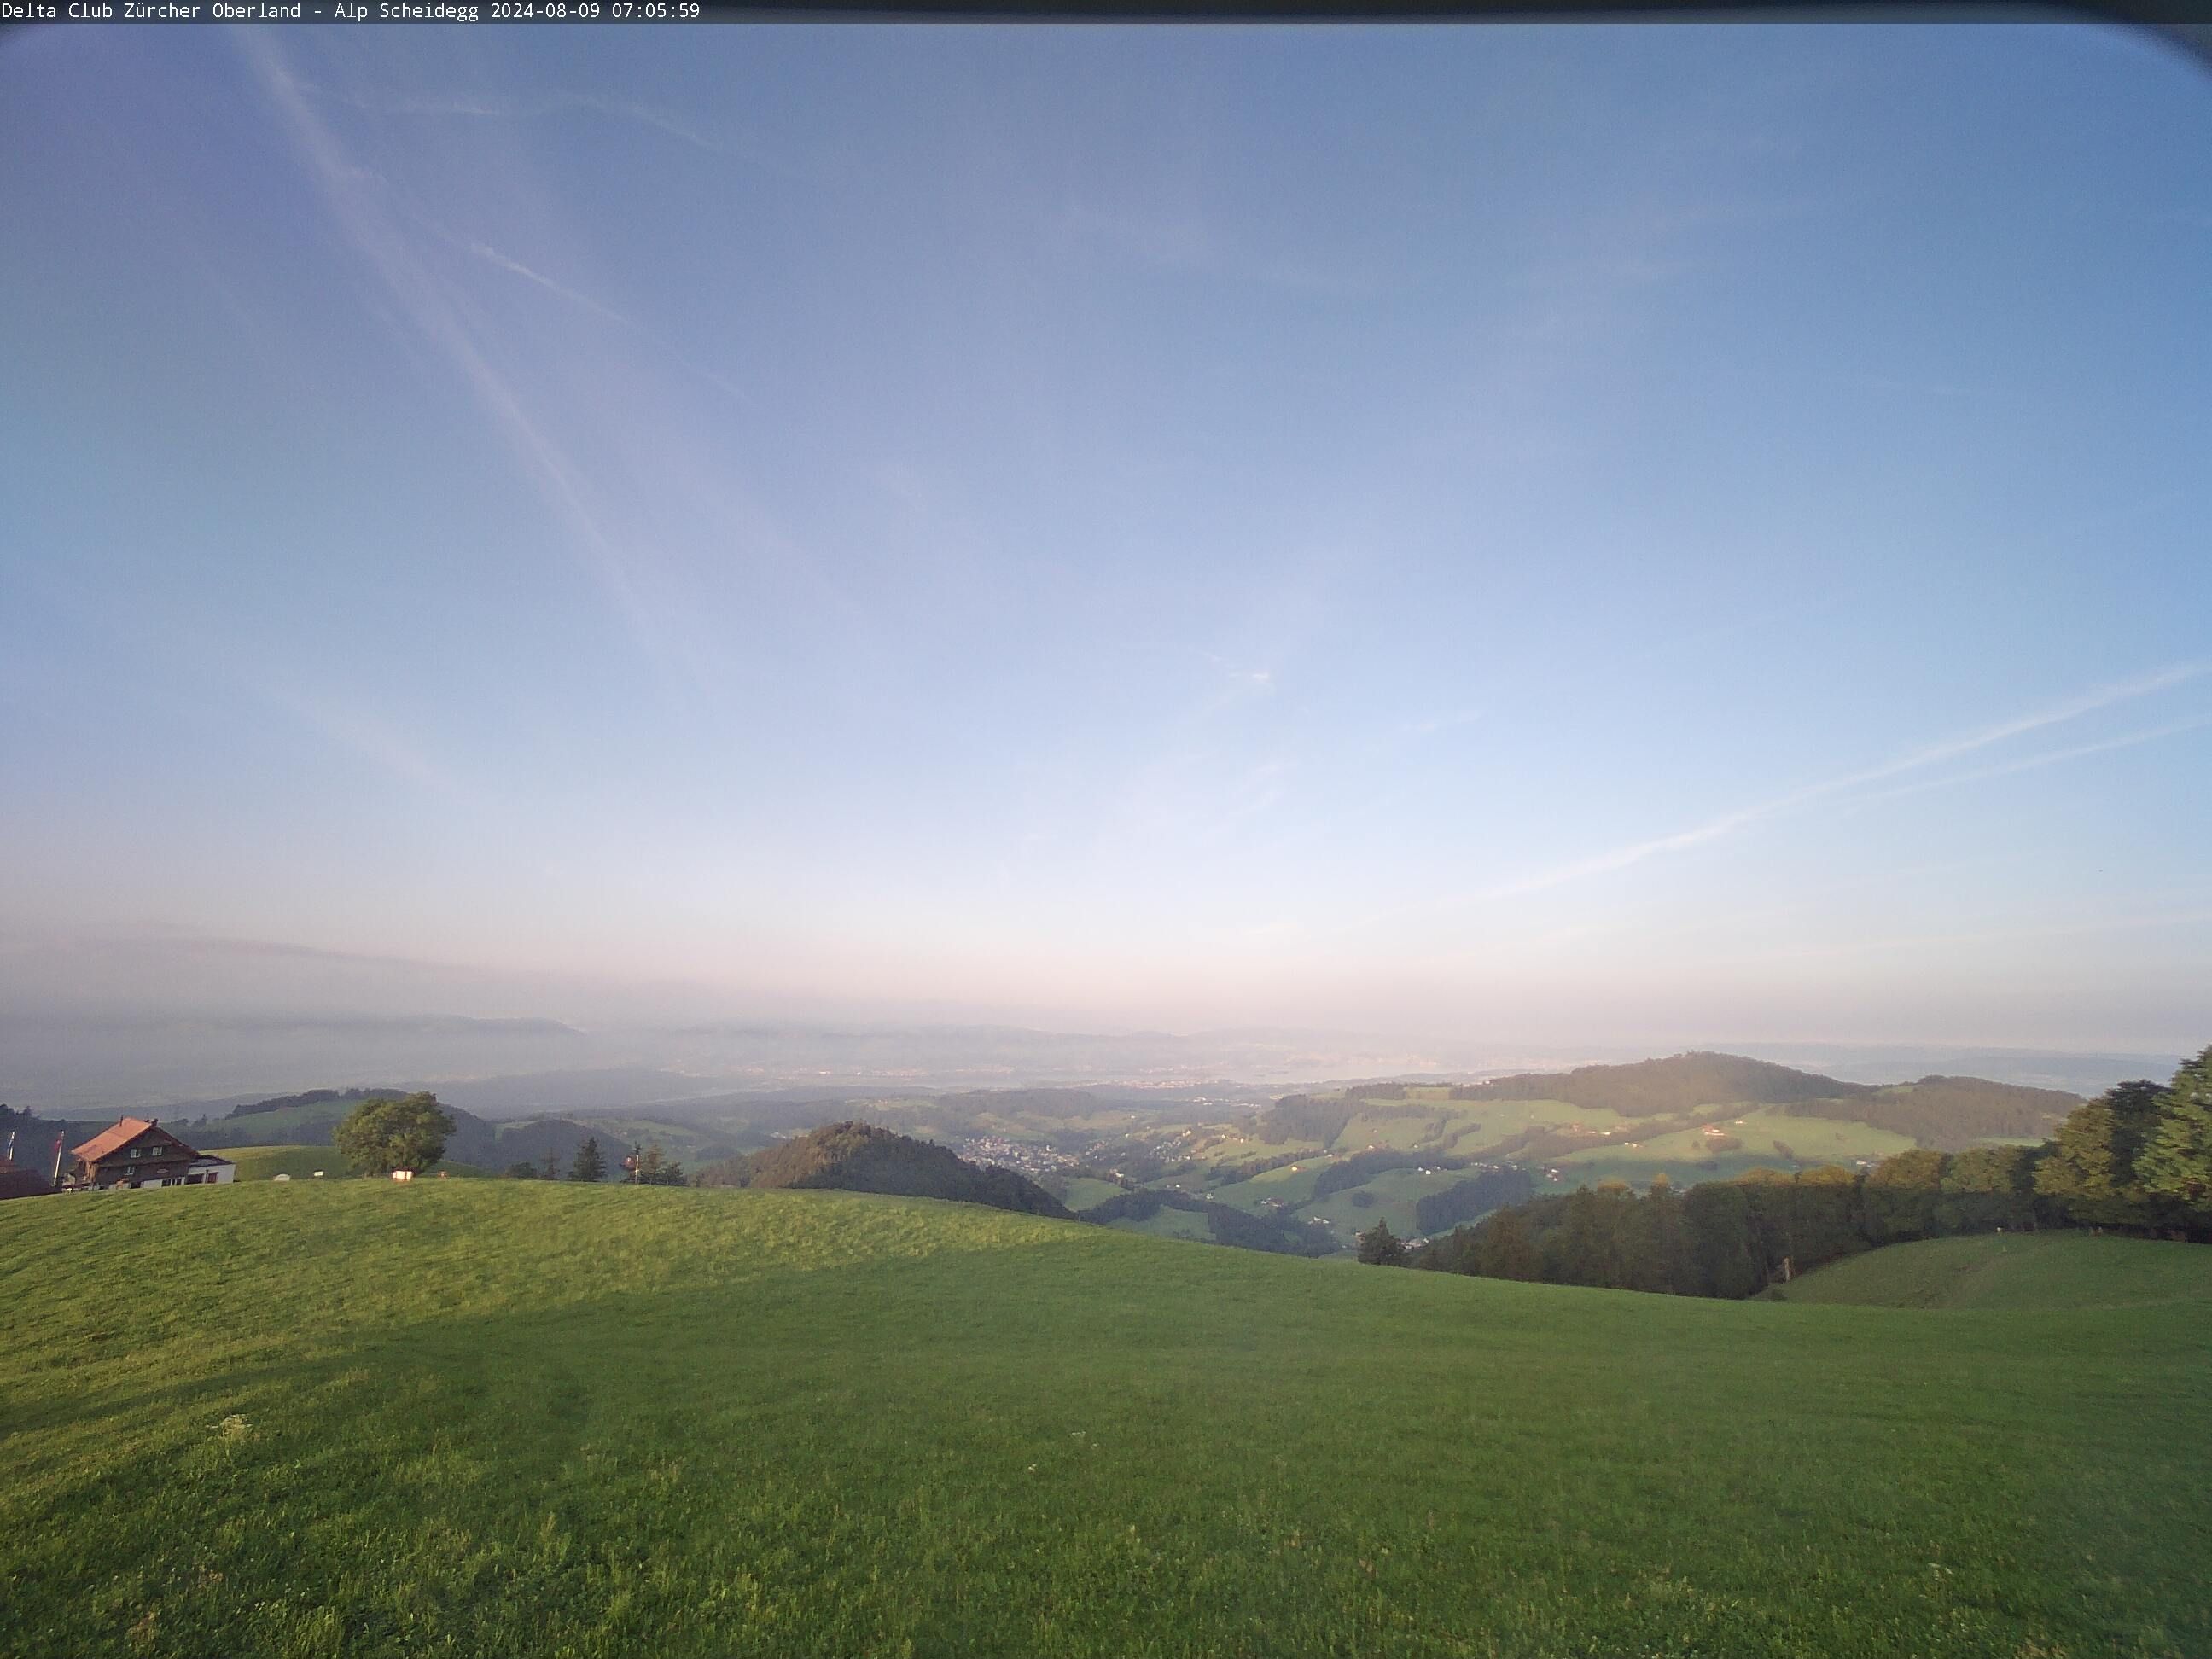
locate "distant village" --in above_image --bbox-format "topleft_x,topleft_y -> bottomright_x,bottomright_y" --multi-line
954,1134 -> 1078,1180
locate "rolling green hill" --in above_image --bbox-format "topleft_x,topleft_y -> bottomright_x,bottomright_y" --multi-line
1076,1185 -> 1331,1255
191,1093 -> 403,1144
1453,1053 -> 2078,1151
1778,1231 -> 2212,1312
1206,1057 -> 2077,1229
1201,1091 -> 1914,1239
696,1120 -> 1074,1218
1458,1051 -> 1873,1115
1816,1075 -> 2087,1151
222,1086 -> 406,1122
2,1184 -> 2206,1657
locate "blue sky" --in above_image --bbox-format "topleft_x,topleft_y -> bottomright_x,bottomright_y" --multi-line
2,23 -> 2208,1051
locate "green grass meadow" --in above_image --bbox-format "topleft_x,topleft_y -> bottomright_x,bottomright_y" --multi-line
195,1099 -> 366,1145
1300,1167 -> 1470,1247
1778,1231 -> 2212,1312
1191,1093 -> 1929,1246
1206,1156 -> 1336,1210
3,1183 -> 2208,1657
1120,1204 -> 1215,1242
206,1143 -> 348,1180
1057,1176 -> 1127,1213
207,1145 -> 488,1182
1335,1109 -> 1451,1152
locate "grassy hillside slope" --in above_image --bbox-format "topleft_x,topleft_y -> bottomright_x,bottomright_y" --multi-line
1214,1059 -> 2069,1219
206,1145 -> 486,1181
205,1143 -> 343,1180
2,1185 -> 2206,1658
1449,1054 -> 2076,1153
1778,1231 -> 2212,1312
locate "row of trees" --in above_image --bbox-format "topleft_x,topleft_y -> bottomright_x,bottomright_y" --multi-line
504,1139 -> 602,1182
332,1097 -> 688,1185
1387,1048 -> 2211,1298
501,1138 -> 688,1185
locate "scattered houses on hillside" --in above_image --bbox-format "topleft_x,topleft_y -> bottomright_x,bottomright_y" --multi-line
64,1118 -> 235,1191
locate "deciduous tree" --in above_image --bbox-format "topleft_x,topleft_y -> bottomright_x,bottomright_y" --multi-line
2036,1081 -> 2166,1228
2139,1048 -> 2212,1219
1863,1150 -> 1950,1243
1940,1145 -> 2037,1232
334,1092 -> 455,1178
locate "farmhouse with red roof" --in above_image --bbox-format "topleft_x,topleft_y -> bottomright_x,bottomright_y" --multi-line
65,1119 -> 234,1191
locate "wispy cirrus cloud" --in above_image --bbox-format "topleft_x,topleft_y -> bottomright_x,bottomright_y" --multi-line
1826,663 -> 2208,789
1057,200 -> 1396,298
275,79 -> 763,165
1198,650 -> 1277,696
1406,708 -> 1483,736
1476,661 -> 2210,903
272,63 -> 771,408
238,36 -> 701,690
1114,752 -> 1296,852
1851,712 -> 2212,808
248,681 -> 483,809
1704,903 -> 2212,968
436,230 -> 757,409
463,239 -> 634,328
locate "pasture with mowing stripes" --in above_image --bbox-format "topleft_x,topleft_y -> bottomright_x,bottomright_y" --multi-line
2,1181 -> 2207,1658
1775,1229 -> 2212,1312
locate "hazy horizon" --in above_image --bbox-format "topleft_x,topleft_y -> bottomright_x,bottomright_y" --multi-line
4,25 -> 2209,1066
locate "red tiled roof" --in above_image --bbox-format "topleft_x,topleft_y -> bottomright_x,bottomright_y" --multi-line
70,1117 -> 196,1163
71,1118 -> 154,1161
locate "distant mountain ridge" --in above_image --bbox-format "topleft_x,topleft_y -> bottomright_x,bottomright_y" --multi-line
1456,1052 -> 1874,1115
229,1086 -> 404,1120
